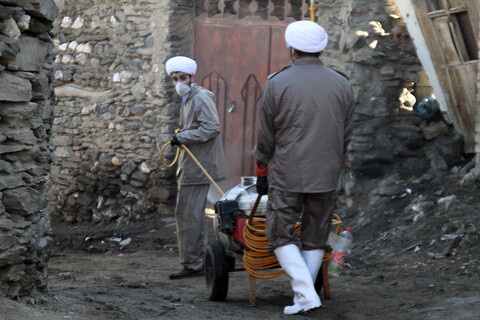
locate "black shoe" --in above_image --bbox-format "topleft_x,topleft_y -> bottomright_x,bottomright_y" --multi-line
169,268 -> 204,280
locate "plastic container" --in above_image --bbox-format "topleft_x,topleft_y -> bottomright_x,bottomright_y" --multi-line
328,227 -> 353,277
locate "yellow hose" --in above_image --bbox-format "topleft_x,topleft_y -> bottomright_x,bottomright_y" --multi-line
243,214 -> 343,279
160,141 -> 224,196
310,1 -> 316,22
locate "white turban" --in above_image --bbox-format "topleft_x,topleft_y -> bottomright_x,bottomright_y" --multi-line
285,21 -> 328,53
165,56 -> 197,75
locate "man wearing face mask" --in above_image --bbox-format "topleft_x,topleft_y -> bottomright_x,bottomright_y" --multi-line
165,56 -> 227,279
252,21 -> 355,315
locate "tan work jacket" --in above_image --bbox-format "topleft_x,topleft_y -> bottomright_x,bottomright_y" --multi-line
175,84 -> 228,185
252,57 -> 355,193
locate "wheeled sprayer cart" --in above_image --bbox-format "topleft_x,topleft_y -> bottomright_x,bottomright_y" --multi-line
160,144 -> 341,305
206,176 -> 342,305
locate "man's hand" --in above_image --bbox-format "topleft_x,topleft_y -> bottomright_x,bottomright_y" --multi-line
171,134 -> 181,147
255,161 -> 268,196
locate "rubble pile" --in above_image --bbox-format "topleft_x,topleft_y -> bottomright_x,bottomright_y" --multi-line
338,121 -> 479,277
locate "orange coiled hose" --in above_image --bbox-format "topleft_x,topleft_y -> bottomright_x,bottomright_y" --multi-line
243,214 -> 343,279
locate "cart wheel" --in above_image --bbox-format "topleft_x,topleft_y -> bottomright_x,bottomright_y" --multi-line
205,240 -> 229,301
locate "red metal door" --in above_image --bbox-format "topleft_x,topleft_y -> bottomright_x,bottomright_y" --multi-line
194,20 -> 291,180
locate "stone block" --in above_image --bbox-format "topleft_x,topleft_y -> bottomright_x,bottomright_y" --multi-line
1,127 -> 37,145
422,122 -> 449,140
31,69 -> 51,99
24,0 -> 58,23
148,186 -> 169,201
52,134 -> 73,146
0,159 -> 14,173
0,17 -> 21,39
2,187 -> 44,216
0,174 -> 26,190
0,42 -> 17,62
0,72 -> 32,102
0,218 -> 14,231
0,234 -> 17,251
0,144 -> 24,154
6,36 -> 52,72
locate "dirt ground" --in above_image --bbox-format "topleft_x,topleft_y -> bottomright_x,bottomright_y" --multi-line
1,169 -> 480,320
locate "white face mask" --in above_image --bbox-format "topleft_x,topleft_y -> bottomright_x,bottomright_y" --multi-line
175,82 -> 191,96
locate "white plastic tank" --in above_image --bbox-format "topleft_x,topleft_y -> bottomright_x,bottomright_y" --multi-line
220,176 -> 268,216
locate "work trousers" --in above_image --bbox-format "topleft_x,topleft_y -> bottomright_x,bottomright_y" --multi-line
175,183 -> 210,271
265,188 -> 337,252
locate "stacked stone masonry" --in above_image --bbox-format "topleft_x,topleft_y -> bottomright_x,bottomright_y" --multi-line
51,0 -> 193,223
476,17 -> 480,174
0,0 -> 57,298
51,0 -> 469,222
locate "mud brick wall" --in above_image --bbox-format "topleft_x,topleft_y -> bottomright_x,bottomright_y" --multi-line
51,0 -> 193,223
0,0 -> 57,298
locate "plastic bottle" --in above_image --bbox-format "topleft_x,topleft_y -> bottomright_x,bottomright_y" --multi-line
328,227 -> 353,277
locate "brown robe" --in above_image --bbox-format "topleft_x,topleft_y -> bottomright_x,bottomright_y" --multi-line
174,84 -> 227,270
252,56 -> 355,250
252,57 -> 355,193
176,84 -> 227,185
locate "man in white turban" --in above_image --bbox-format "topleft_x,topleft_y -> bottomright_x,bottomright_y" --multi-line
252,21 -> 355,315
165,56 -> 227,279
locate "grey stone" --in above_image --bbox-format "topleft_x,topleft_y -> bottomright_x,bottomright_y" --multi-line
0,160 -> 14,173
0,4 -> 15,19
0,245 -> 25,271
148,186 -> 169,201
437,195 -> 458,213
131,170 -> 148,182
27,17 -> 49,34
0,18 -> 21,39
423,122 -> 448,140
6,36 -> 52,72
145,35 -> 154,47
0,174 -> 26,190
130,179 -> 145,188
98,153 -> 110,165
31,69 -> 51,99
130,105 -> 146,115
0,72 -> 33,102
371,181 -> 404,196
77,192 -> 93,206
2,187 -> 45,216
121,161 -> 136,175
1,127 -> 37,145
0,218 -> 14,231
0,234 -> 17,251
0,42 -> 17,62
17,14 -> 30,31
23,0 -> 58,22
0,144 -> 25,154
52,135 -> 73,146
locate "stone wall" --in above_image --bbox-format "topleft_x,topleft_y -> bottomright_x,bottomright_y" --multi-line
317,0 -> 427,175
0,0 -> 57,298
51,0 -> 193,223
476,17 -> 480,176
314,0 -> 468,203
